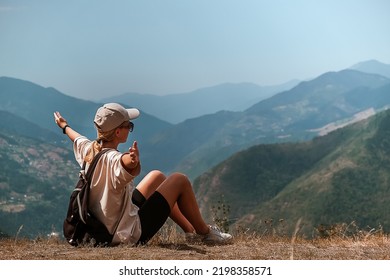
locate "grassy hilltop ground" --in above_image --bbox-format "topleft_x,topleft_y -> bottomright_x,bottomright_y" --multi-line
1,224 -> 390,260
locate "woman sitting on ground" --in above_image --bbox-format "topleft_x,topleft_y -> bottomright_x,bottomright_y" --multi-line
54,103 -> 232,245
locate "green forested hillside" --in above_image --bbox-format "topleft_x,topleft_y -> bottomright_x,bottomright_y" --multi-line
194,109 -> 390,236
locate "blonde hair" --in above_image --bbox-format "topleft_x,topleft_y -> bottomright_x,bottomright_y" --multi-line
85,128 -> 116,163
85,121 -> 129,163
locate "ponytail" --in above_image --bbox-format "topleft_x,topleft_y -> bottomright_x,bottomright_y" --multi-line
85,140 -> 102,163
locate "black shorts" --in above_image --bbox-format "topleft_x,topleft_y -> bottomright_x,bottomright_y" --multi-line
132,188 -> 171,244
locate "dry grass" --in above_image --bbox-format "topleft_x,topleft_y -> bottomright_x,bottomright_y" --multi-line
2,225 -> 390,260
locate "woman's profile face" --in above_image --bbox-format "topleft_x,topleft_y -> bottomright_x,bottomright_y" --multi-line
116,124 -> 132,143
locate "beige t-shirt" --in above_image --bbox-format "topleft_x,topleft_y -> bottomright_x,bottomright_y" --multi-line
73,136 -> 142,245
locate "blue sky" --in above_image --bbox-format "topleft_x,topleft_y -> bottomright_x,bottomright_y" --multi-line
0,0 -> 389,100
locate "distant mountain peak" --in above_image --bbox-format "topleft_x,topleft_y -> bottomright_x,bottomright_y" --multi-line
351,59 -> 389,68
349,60 -> 390,79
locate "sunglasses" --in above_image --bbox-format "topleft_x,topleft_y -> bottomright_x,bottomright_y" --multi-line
119,121 -> 134,132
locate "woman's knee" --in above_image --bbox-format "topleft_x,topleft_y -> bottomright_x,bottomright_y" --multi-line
156,172 -> 193,208
136,170 -> 166,198
168,172 -> 191,188
147,170 -> 166,183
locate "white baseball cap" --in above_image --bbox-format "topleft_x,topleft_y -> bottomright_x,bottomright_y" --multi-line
94,103 -> 140,132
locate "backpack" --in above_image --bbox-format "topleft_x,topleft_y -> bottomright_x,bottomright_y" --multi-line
63,149 -> 113,247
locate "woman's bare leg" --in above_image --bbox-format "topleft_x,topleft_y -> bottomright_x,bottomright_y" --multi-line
136,170 -> 196,233
155,172 -> 210,235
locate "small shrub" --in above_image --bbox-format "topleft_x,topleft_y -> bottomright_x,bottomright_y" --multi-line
210,196 -> 231,232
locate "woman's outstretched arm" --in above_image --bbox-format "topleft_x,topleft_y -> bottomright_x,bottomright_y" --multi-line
54,111 -> 81,142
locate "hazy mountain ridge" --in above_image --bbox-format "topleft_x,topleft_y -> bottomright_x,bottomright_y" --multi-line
0,76 -> 172,175
0,77 -> 172,140
194,109 -> 390,236
169,69 -> 390,178
0,110 -> 64,145
350,59 -> 390,79
0,77 -> 98,137
99,81 -> 299,124
246,70 -> 389,118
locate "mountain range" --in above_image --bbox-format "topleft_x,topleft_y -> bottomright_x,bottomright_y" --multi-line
99,80 -> 300,124
194,109 -> 390,236
145,67 -> 390,179
1,59 -> 390,238
0,76 -> 172,140
99,59 -> 390,125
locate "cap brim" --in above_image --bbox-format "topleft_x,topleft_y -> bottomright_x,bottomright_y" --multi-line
127,108 -> 140,120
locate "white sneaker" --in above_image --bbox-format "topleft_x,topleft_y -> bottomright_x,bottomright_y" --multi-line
202,225 -> 233,244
